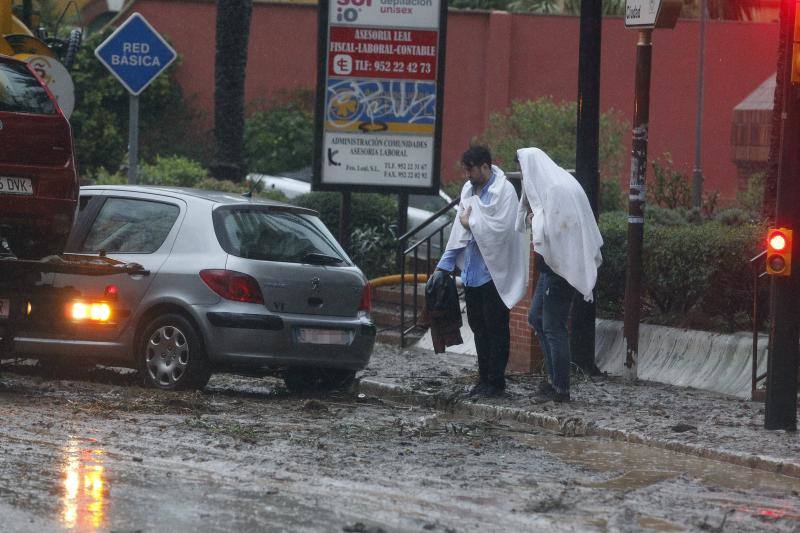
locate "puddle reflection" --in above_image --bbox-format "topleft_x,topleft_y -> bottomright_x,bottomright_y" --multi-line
60,438 -> 108,530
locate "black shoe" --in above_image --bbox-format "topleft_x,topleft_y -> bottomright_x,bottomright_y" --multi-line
553,391 -> 571,403
534,387 -> 570,403
467,383 -> 489,397
482,384 -> 506,398
537,380 -> 555,396
578,363 -> 603,377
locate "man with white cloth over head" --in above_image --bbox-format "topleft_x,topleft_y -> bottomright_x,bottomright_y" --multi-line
515,147 -> 603,403
437,145 -> 528,398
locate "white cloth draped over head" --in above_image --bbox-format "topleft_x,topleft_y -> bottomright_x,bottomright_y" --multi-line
443,165 -> 528,309
514,147 -> 603,302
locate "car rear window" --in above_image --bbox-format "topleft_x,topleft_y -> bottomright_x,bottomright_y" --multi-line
0,61 -> 56,115
81,197 -> 180,254
213,207 -> 349,265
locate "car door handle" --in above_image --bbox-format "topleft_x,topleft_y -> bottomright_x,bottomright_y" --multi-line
124,263 -> 150,277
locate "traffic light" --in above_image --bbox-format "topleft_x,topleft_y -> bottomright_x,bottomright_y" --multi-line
766,227 -> 793,276
793,0 -> 800,84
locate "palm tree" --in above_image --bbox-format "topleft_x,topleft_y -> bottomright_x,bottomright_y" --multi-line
763,0 -> 788,218
211,0 -> 253,183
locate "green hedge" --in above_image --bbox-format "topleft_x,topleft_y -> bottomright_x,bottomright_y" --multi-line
90,155 -> 288,202
597,211 -> 767,333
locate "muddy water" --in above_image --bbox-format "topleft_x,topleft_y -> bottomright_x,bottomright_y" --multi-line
420,413 -> 800,531
1,367 -> 799,532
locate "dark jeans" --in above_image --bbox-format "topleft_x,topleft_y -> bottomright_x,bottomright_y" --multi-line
529,272 -> 574,394
464,281 -> 510,389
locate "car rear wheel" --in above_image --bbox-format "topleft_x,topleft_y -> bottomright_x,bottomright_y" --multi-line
137,313 -> 211,391
283,367 -> 356,393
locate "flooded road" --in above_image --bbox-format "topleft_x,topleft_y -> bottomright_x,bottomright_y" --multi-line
1,364 -> 798,532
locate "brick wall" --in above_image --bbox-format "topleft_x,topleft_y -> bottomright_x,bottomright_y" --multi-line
129,0 -> 779,201
508,243 -> 544,373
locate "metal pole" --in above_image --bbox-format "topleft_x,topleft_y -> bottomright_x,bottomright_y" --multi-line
765,0 -> 799,431
691,0 -> 707,209
752,260 -> 759,400
127,94 -> 140,185
571,0 -> 603,373
623,29 -> 653,382
396,193 -> 409,272
339,191 -> 352,253
21,0 -> 32,29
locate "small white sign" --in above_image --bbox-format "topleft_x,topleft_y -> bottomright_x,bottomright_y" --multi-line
625,0 -> 660,28
24,55 -> 75,118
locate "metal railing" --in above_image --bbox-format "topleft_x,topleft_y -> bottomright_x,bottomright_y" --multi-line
397,196 -> 459,347
750,250 -> 768,401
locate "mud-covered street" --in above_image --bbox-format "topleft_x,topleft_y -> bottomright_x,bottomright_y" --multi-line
1,363 -> 799,532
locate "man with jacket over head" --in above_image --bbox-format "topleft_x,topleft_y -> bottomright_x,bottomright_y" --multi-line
515,147 -> 603,403
436,145 -> 528,398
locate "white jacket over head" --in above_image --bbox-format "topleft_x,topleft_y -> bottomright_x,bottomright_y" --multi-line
444,165 -> 528,309
514,147 -> 603,302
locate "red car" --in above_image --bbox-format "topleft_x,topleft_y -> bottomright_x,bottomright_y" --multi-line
0,54 -> 78,259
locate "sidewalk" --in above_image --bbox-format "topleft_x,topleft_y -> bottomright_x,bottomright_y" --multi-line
358,343 -> 800,479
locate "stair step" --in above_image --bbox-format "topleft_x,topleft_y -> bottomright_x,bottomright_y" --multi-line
376,326 -> 426,346
370,305 -> 424,327
373,284 -> 426,306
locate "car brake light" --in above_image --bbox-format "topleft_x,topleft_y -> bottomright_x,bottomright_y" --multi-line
358,283 -> 371,318
200,269 -> 264,304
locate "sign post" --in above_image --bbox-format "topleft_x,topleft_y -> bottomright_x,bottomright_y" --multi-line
622,0 -> 679,381
95,13 -> 177,184
313,0 -> 447,197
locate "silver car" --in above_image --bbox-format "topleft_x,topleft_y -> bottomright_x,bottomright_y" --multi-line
17,185 -> 375,391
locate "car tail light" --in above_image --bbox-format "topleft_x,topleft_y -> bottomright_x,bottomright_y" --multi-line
358,283 -> 371,319
200,269 -> 264,304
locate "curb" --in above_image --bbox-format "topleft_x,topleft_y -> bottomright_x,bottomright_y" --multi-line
358,378 -> 800,480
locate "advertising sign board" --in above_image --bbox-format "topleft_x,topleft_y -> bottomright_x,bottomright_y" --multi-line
313,0 -> 447,194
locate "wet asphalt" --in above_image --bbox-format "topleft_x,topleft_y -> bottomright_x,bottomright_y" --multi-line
1,361 -> 799,532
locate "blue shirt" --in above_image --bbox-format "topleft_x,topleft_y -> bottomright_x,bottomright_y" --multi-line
436,171 -> 495,287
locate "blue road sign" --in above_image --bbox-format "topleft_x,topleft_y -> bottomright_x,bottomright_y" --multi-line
95,13 -> 177,95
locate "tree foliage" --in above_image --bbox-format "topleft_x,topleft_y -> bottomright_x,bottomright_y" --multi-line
478,96 -> 628,180
245,98 -> 314,175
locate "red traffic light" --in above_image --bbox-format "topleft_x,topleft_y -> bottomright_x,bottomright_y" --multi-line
769,232 -> 787,252
766,228 -> 793,276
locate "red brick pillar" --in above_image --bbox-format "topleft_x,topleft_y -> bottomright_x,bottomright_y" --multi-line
508,243 -> 545,373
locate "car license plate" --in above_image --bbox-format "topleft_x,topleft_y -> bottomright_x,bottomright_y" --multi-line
0,177 -> 33,195
0,298 -> 9,319
296,328 -> 351,345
